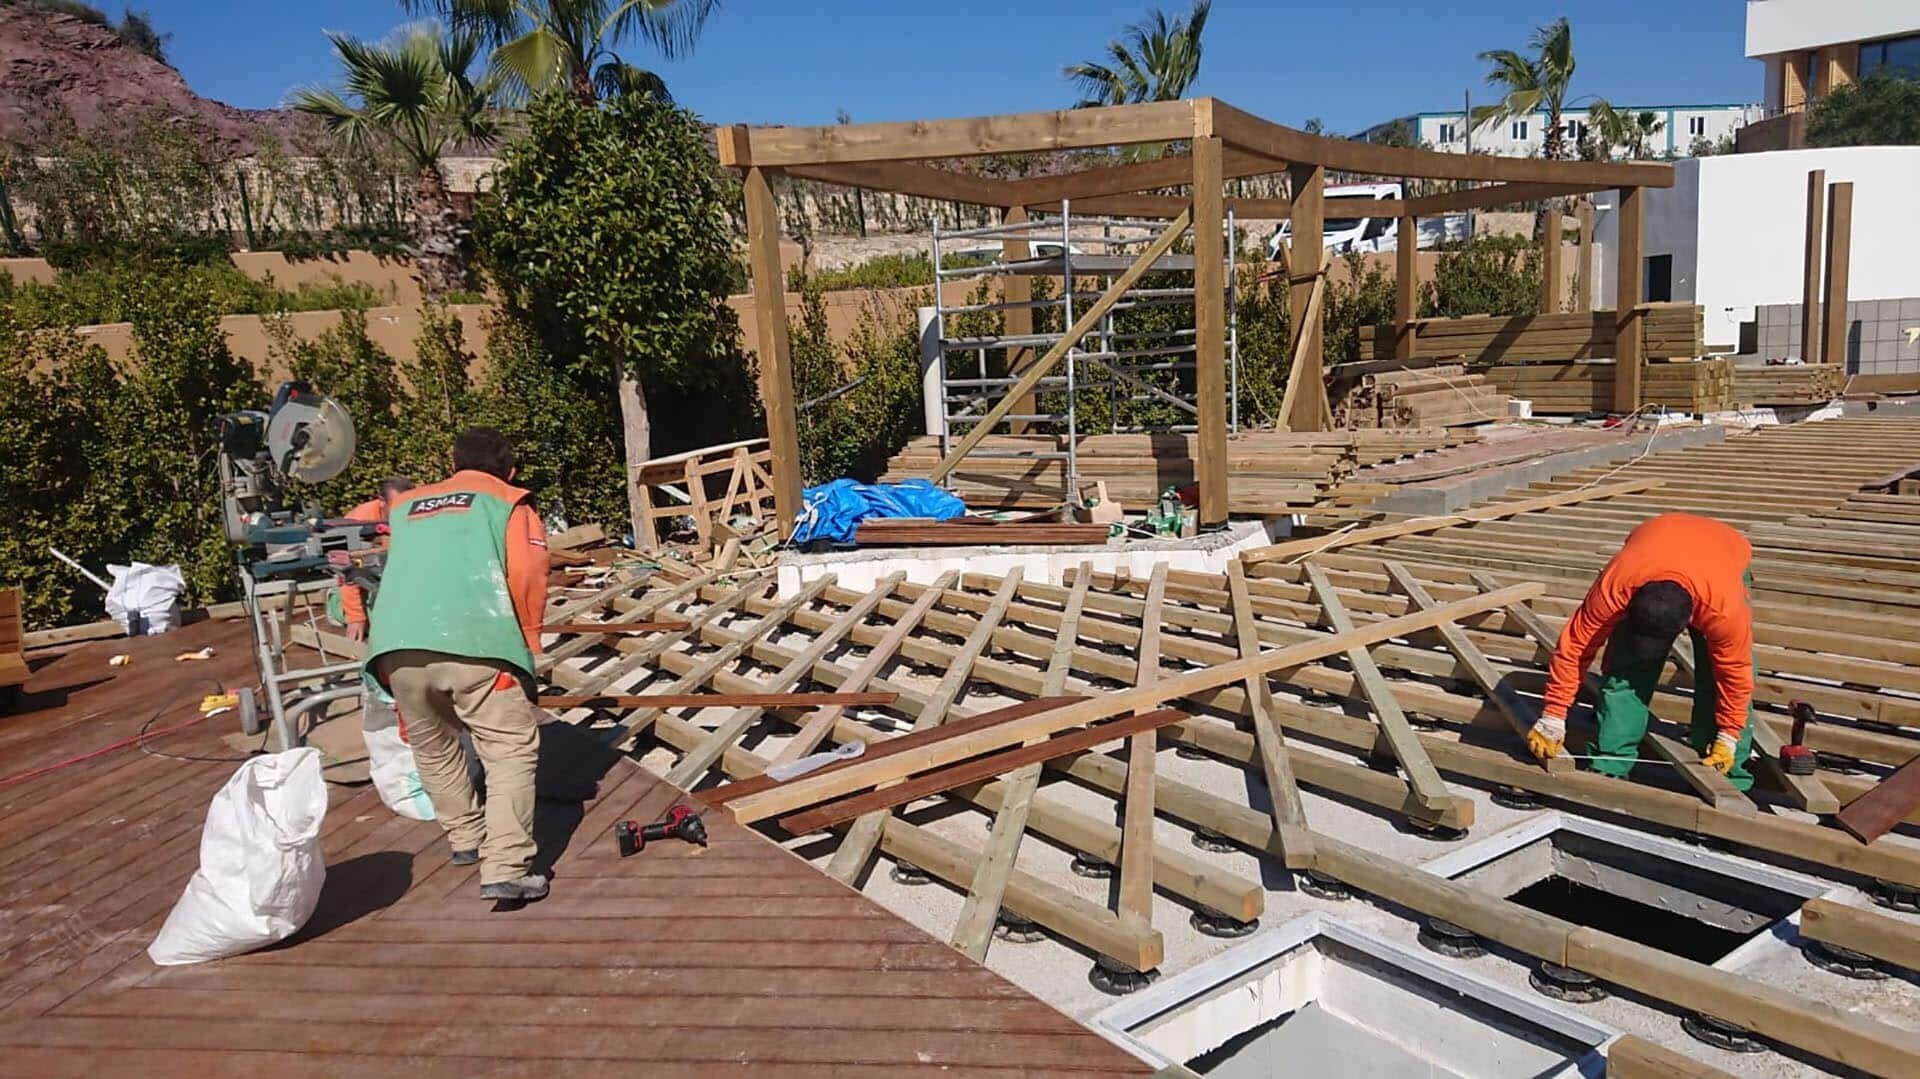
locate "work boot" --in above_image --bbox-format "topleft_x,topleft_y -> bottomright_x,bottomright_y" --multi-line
450,848 -> 480,866
479,874 -> 550,901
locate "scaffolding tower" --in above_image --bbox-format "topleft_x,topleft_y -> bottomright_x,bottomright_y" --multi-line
929,202 -> 1239,499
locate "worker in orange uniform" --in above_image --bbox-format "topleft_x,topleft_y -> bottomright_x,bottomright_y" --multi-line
364,430 -> 552,901
338,476 -> 415,641
1526,513 -> 1757,790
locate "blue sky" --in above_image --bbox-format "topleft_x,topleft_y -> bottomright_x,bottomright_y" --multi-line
135,1 -> 1759,133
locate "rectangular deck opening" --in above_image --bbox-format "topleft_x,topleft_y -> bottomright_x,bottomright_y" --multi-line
1092,914 -> 1613,1077
1427,814 -> 1824,969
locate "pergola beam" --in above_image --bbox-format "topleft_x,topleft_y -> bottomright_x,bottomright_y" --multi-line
1404,182 -> 1604,217
782,161 -> 1008,206
1007,147 -> 1282,206
723,100 -> 1202,166
1210,100 -> 1674,187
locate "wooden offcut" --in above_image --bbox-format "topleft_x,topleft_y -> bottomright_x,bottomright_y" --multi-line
1834,753 -> 1920,843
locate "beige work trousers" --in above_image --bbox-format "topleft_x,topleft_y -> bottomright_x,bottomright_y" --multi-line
380,650 -> 538,884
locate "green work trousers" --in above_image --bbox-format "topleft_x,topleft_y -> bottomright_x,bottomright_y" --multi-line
1583,624 -> 1756,790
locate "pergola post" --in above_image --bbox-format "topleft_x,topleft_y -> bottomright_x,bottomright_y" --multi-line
1192,136 -> 1228,528
1394,215 -> 1417,359
1612,186 -> 1643,415
1000,205 -> 1036,433
1284,163 -> 1328,431
1573,201 -> 1593,313
1540,207 -> 1563,314
1800,170 -> 1825,363
1821,180 -> 1854,369
739,152 -> 805,535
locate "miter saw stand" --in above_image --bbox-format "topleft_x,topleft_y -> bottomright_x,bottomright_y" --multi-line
214,381 -> 381,752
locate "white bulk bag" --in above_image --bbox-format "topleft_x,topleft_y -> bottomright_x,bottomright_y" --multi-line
148,748 -> 328,966
106,561 -> 186,635
362,686 -> 434,821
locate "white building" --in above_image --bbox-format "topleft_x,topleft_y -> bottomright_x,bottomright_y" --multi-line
1591,147 -> 1920,375
1748,0 -> 1920,114
1361,104 -> 1761,159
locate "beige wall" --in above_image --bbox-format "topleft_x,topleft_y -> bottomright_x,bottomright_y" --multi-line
0,257 -> 57,286
229,250 -> 422,306
71,303 -> 497,380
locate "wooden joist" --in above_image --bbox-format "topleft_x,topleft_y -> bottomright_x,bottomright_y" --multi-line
539,692 -> 895,710
1798,897 -> 1920,972
1239,479 -> 1663,565
721,581 -> 1545,825
776,707 -> 1191,836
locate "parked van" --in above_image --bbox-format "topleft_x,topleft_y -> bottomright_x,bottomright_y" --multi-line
1265,182 -> 1467,259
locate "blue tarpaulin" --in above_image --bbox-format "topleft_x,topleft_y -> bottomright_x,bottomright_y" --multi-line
790,479 -> 965,545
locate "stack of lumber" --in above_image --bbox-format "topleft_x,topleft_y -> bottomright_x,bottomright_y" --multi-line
855,517 -> 1111,547
1332,364 -> 1507,428
1483,359 -> 1735,414
884,432 -> 1355,513
1733,363 -> 1845,406
882,429 -> 1479,515
0,588 -> 27,690
1358,304 -> 1705,363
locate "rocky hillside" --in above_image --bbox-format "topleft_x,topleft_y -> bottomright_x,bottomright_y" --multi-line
0,3 -> 304,151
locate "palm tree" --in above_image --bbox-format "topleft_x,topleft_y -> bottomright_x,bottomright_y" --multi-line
292,25 -> 499,297
1064,1 -> 1211,107
1474,16 -> 1577,159
1587,101 -> 1665,160
403,0 -> 719,104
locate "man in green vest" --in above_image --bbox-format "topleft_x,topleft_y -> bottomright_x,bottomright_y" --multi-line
366,428 -> 552,901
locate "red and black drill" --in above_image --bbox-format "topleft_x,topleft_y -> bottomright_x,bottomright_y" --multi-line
616,805 -> 708,856
1780,700 -> 1818,776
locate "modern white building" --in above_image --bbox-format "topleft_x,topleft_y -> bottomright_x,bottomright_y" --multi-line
1360,104 -> 1761,159
1590,146 -> 1920,375
1748,0 -> 1920,113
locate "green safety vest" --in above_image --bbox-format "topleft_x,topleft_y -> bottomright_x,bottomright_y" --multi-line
364,470 -> 536,683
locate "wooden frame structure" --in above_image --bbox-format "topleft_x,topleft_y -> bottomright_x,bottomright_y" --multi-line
513,440 -> 1920,1072
719,99 -> 1673,533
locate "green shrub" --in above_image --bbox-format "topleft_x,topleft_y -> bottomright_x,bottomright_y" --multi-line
786,276 -> 927,484
1808,72 -> 1920,147
0,262 -> 394,327
1422,234 -> 1543,318
468,318 -> 630,530
473,90 -> 755,529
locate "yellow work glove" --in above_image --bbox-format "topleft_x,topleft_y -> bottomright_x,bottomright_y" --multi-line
1700,731 -> 1739,775
1526,714 -> 1566,762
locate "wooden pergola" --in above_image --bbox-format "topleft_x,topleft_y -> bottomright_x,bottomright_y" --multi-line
719,98 -> 1675,534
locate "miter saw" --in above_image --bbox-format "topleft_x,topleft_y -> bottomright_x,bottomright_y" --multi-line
214,381 -> 380,751
215,381 -> 381,578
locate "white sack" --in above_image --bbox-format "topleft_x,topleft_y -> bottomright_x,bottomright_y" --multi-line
106,561 -> 186,635
148,748 -> 328,965
362,688 -> 434,821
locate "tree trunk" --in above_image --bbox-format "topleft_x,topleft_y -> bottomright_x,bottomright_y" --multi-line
617,368 -> 652,544
411,166 -> 465,300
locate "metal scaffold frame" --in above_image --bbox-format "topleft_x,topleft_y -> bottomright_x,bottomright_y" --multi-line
929,201 -> 1240,499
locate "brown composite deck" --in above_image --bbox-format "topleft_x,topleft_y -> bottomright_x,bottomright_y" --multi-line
0,619 -> 1149,1077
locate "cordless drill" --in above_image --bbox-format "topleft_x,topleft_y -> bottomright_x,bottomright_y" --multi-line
616,805 -> 708,856
1779,701 -> 1818,776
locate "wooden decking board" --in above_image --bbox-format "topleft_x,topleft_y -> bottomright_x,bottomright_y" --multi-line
0,1047 -> 1117,1079
0,622 -> 1145,1074
150,961 -> 1034,999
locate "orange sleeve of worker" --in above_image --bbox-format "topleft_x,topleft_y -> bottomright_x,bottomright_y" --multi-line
1543,568 -> 1631,719
504,501 -> 550,655
340,582 -> 367,625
